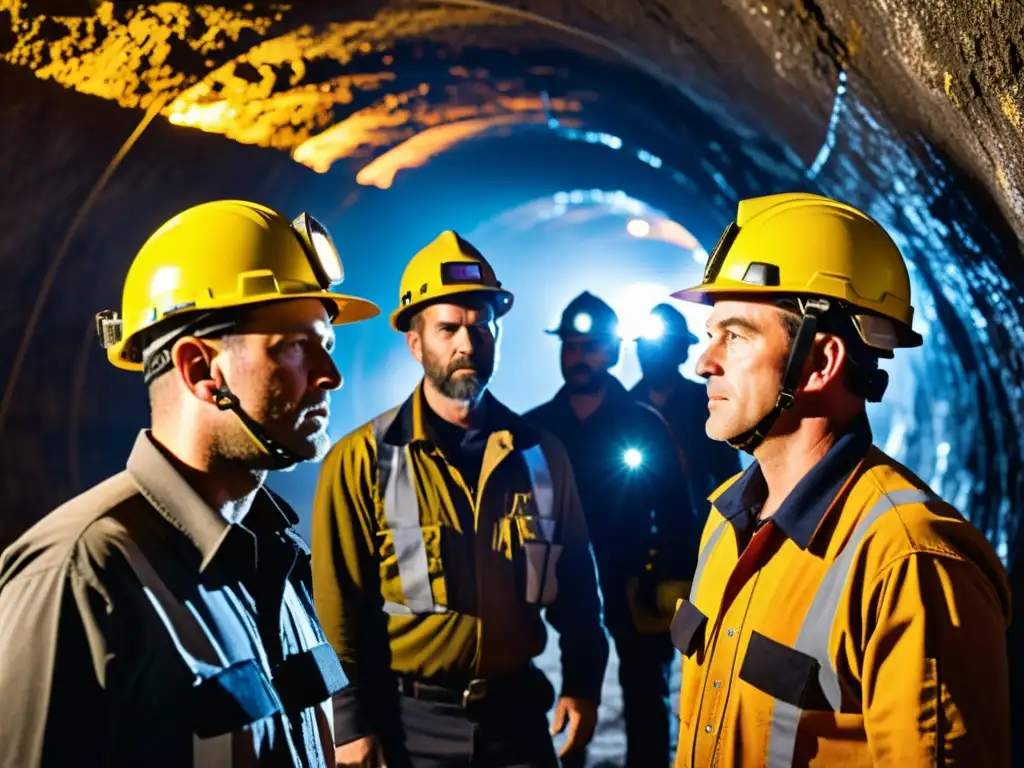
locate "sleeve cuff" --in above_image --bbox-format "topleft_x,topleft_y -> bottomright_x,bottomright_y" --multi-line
560,679 -> 603,705
332,687 -> 373,746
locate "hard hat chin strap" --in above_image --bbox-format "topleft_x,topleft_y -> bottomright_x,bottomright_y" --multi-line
726,298 -> 831,454
213,386 -> 306,470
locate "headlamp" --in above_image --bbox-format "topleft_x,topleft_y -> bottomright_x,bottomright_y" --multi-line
573,312 -> 593,333
292,212 -> 344,288
701,221 -> 739,285
623,448 -> 643,469
640,314 -> 666,341
441,261 -> 484,284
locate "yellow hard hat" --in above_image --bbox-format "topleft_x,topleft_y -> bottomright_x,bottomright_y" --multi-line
97,200 -> 380,370
390,230 -> 513,332
673,192 -> 922,350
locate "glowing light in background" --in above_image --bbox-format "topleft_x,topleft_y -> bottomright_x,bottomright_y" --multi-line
609,283 -> 670,341
623,448 -> 644,469
626,218 -> 650,237
640,313 -> 665,340
467,189 -> 715,403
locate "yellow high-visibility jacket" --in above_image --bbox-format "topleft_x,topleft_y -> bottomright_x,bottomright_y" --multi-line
312,384 -> 608,744
673,415 -> 1011,767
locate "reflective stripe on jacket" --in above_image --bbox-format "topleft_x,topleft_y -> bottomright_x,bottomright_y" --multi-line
371,403 -> 560,614
673,445 -> 1011,768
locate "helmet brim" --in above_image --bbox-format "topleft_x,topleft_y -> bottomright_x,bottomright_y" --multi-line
390,285 -> 514,332
671,280 -> 923,349
670,278 -> 782,306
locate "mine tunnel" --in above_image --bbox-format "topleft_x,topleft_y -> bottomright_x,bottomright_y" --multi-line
1,0 -> 1023,764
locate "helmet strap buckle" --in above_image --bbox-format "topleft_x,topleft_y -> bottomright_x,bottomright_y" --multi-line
774,390 -> 796,410
212,385 -> 306,470
213,386 -> 240,412
798,297 -> 832,315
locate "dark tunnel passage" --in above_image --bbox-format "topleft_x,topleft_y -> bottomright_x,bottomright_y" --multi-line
2,0 -> 1023,763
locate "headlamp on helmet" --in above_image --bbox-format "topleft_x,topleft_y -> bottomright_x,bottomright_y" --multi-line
573,312 -> 594,334
441,262 -> 484,284
292,212 -> 344,288
640,314 -> 666,341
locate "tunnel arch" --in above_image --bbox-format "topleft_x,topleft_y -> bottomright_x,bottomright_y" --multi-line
1,1 -> 1021,570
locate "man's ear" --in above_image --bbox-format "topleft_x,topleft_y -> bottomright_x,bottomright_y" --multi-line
407,329 -> 423,364
802,334 -> 846,393
172,337 -> 220,404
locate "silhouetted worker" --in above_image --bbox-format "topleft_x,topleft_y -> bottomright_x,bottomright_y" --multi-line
632,303 -> 742,519
312,232 -> 608,768
0,200 -> 379,765
526,291 -> 700,768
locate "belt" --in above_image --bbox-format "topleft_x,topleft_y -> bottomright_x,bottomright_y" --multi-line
397,669 -> 535,709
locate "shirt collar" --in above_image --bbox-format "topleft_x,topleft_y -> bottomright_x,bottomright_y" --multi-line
713,412 -> 873,550
125,431 -> 296,572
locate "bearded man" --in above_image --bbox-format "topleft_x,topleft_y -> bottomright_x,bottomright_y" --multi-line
312,232 -> 609,768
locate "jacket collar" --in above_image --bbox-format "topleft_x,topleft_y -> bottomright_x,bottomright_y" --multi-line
714,412 -> 873,550
382,380 -> 540,450
125,431 -> 297,572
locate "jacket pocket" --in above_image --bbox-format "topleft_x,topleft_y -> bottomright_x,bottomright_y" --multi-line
737,630 -> 832,710
376,524 -> 449,611
499,512 -> 560,605
496,512 -> 556,551
671,599 -> 708,658
523,540 -> 562,605
273,643 -> 348,714
193,658 -> 282,737
672,600 -> 709,727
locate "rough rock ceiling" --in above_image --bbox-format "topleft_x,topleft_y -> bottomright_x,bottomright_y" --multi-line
3,1 -> 1022,222
1,0 -> 1023,561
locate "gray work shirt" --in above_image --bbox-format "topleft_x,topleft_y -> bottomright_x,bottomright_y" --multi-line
0,431 -> 347,767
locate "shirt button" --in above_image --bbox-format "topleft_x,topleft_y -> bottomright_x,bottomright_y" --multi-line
713,680 -> 722,688
705,725 -> 713,733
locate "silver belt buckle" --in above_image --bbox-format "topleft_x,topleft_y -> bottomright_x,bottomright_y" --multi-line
462,678 -> 487,708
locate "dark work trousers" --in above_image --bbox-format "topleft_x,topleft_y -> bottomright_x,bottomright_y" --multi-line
562,628 -> 675,768
377,682 -> 560,767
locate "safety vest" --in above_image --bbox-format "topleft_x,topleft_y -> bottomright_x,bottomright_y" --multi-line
371,406 -> 560,614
